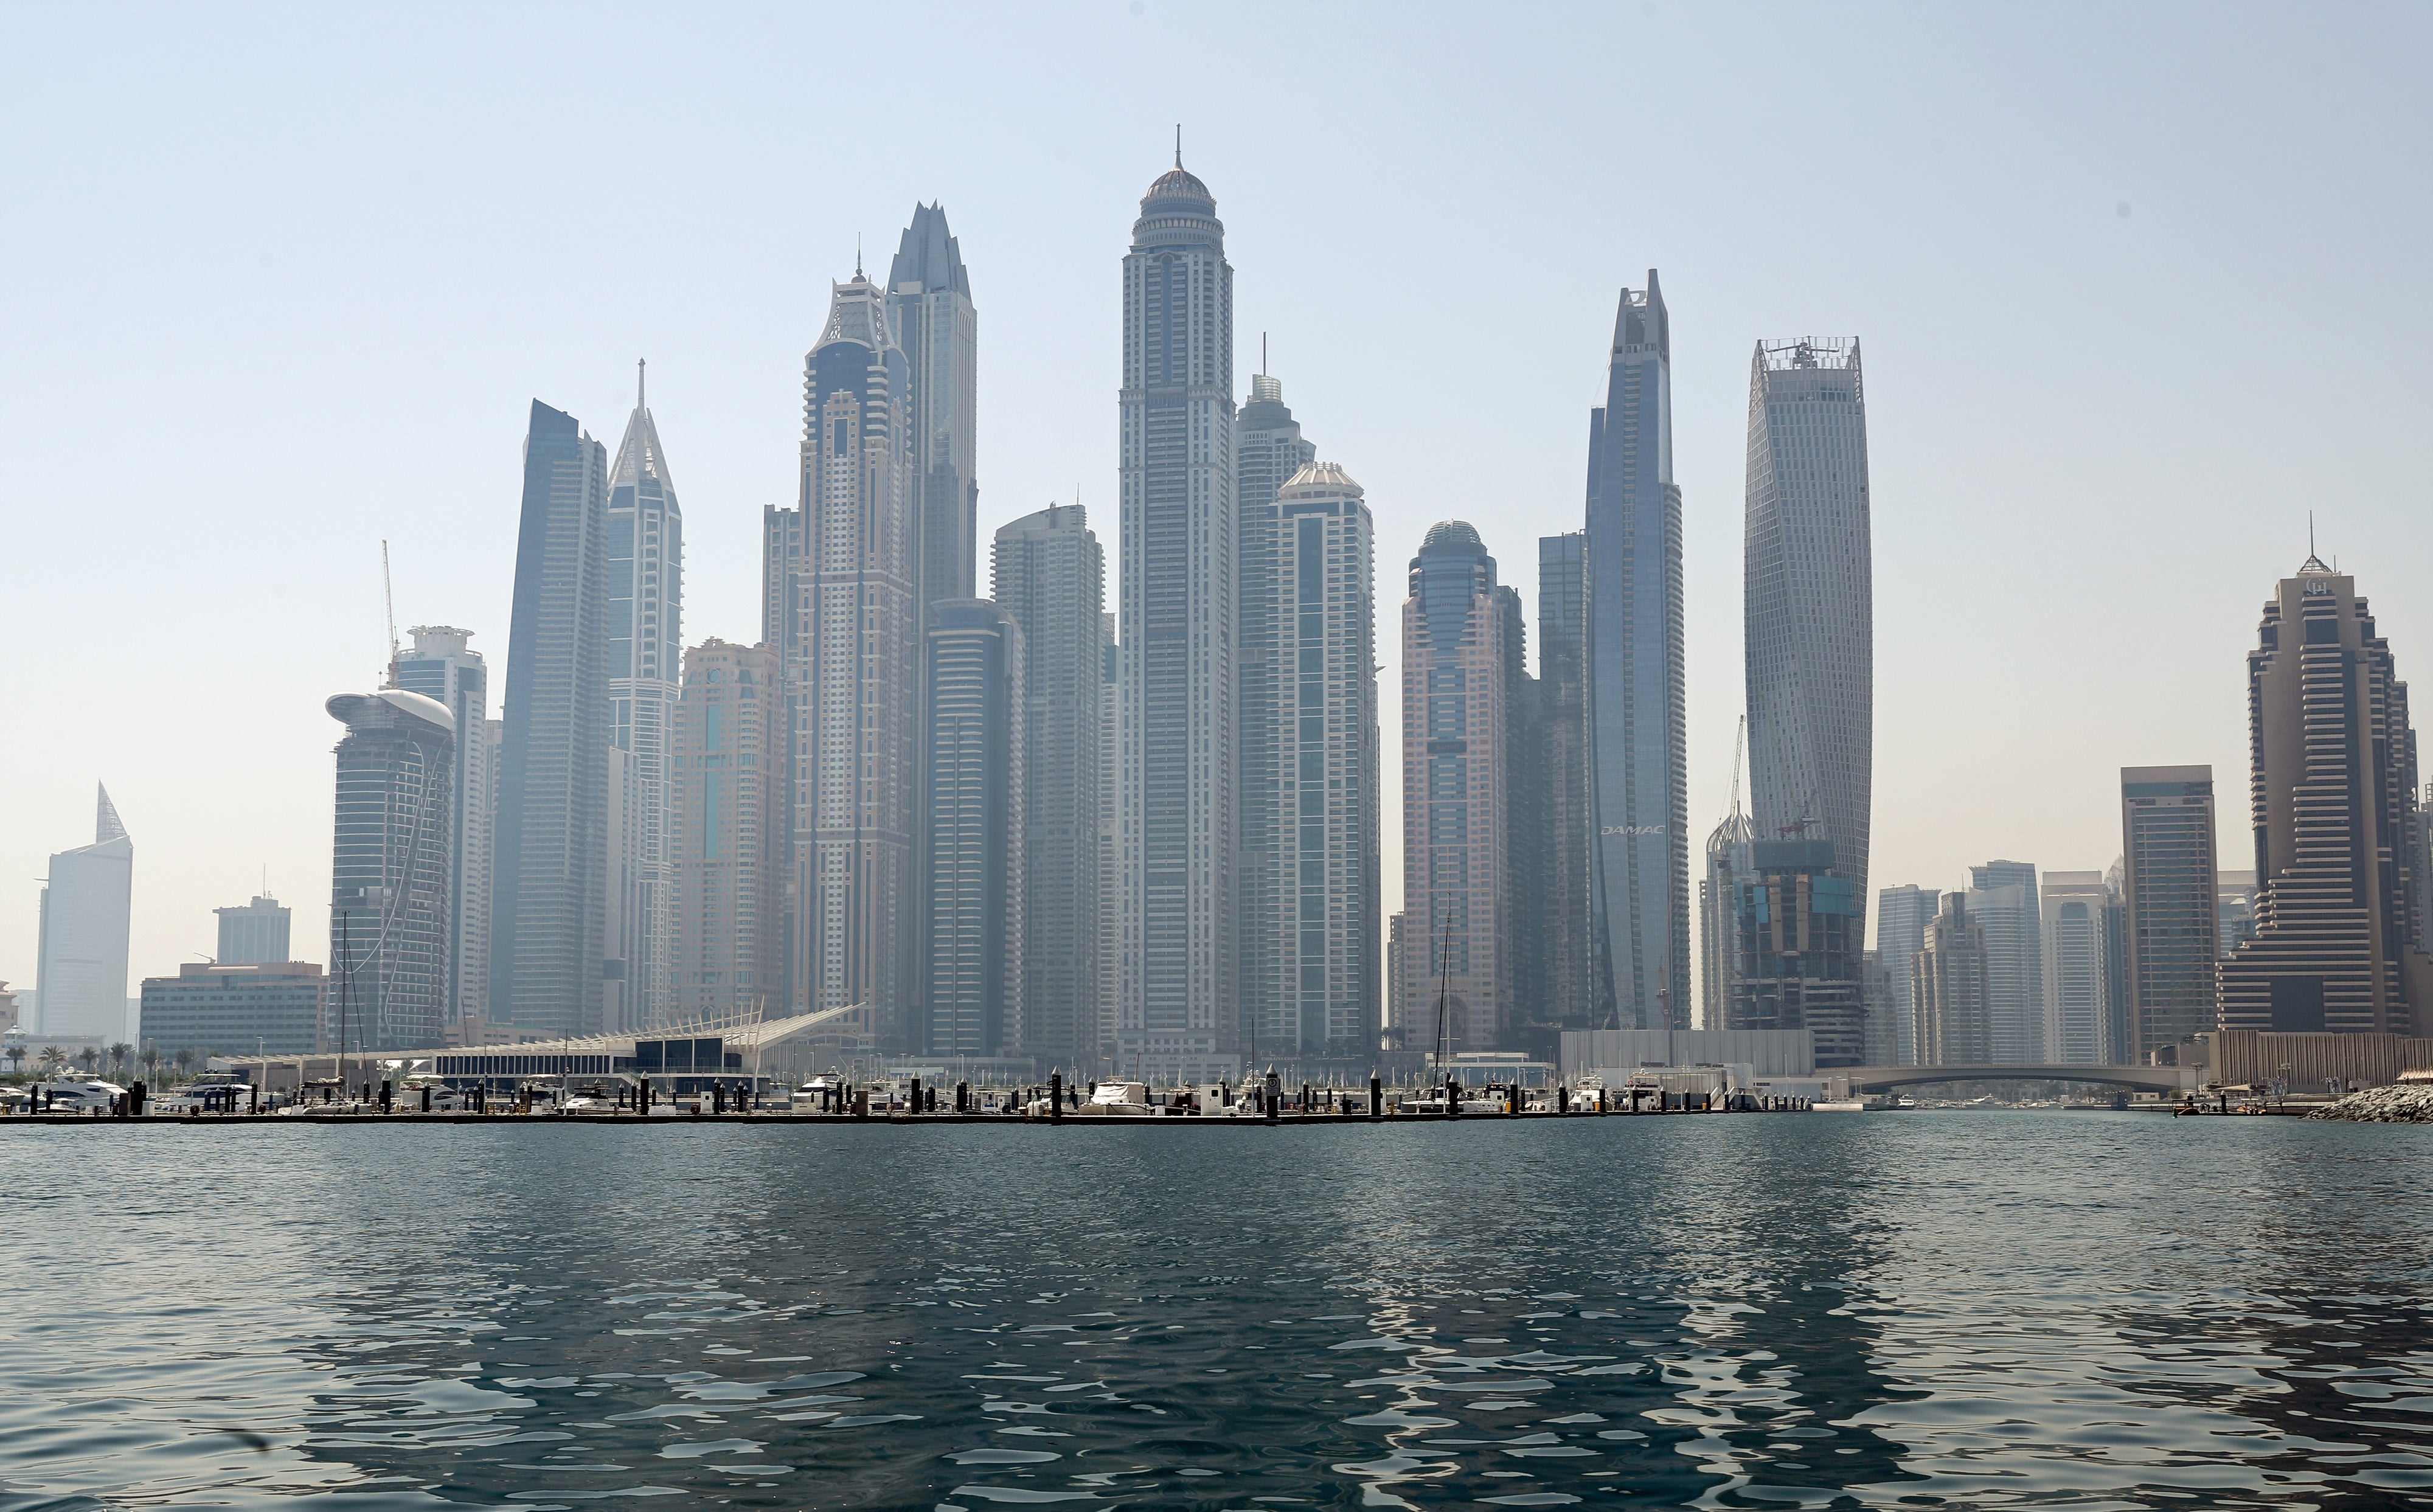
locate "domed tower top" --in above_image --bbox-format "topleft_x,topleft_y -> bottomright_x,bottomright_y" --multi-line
1133,128 -> 1223,251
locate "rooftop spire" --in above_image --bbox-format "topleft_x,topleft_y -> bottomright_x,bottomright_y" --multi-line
1175,122 -> 1183,168
637,356 -> 645,411
2300,509 -> 2333,575
95,783 -> 126,844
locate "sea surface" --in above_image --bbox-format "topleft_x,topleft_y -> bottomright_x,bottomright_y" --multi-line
4,1112 -> 2431,1510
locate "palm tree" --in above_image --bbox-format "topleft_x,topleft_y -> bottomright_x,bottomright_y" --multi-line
75,1047 -> 100,1074
107,1042 -> 132,1080
139,1044 -> 161,1082
173,1047 -> 197,1081
3,1043 -> 23,1075
39,1046 -> 66,1075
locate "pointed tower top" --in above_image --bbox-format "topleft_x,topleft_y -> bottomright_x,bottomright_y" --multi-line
637,356 -> 646,411
2299,510 -> 2333,575
95,783 -> 126,844
610,375 -> 676,498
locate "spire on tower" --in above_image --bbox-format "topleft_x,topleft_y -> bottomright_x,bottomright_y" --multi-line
1175,122 -> 1183,168
95,783 -> 127,845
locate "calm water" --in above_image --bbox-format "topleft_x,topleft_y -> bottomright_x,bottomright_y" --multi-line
4,1113 -> 2431,1510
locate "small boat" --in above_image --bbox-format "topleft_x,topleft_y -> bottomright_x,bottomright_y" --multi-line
147,1071 -> 254,1114
1076,1081 -> 1158,1115
32,1078 -> 127,1114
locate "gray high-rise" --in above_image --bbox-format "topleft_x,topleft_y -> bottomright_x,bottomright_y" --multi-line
992,504 -> 1105,1070
1536,533 -> 1594,1030
1967,860 -> 2045,1062
214,895 -> 291,966
1875,883 -> 1937,1064
492,400 -> 610,1040
1585,272 -> 1689,1030
923,601 -> 1024,1058
328,689 -> 454,1051
1744,338 -> 1872,919
603,377 -> 683,1030
1117,153 -> 1238,1081
391,625 -> 492,1025
889,204 -> 978,612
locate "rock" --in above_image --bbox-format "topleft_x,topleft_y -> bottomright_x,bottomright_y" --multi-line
2306,1086 -> 2433,1123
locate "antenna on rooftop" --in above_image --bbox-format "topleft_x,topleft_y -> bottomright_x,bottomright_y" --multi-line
1175,123 -> 1183,168
1262,331 -> 1268,376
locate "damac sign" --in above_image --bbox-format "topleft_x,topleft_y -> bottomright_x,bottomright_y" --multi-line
1602,825 -> 1667,836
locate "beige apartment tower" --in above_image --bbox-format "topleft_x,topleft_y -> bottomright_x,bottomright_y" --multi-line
670,640 -> 785,1024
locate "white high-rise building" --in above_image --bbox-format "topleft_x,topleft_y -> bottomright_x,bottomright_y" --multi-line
2040,871 -> 2112,1065
36,785 -> 133,1039
1243,463 -> 1378,1060
1117,151 -> 1238,1081
1875,883 -> 1937,1064
887,204 -> 979,614
766,269 -> 918,1044
604,374 -> 683,1031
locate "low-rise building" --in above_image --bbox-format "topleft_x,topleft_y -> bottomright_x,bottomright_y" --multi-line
139,962 -> 328,1058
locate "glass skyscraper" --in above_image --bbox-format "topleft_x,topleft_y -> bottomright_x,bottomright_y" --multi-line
392,625 -> 491,1025
1117,153 -> 1238,1082
1585,272 -> 1689,1030
888,204 -> 978,614
34,786 -> 133,1041
327,689 -> 455,1050
1743,337 -> 1872,935
603,376 -> 682,1031
1536,533 -> 1594,1032
492,400 -> 610,1039
923,601 -> 1024,1058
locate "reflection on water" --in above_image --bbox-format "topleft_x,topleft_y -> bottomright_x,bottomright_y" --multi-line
2,1114 -> 2430,1509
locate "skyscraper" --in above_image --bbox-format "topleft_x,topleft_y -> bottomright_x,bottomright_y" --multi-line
391,625 -> 492,1024
492,400 -> 611,1040
669,639 -> 783,1024
768,269 -> 920,1043
2119,766 -> 2221,1058
889,204 -> 979,613
1744,338 -> 1873,919
2220,560 -> 2433,1036
1536,533 -> 1593,1030
214,895 -> 291,966
1698,799 -> 1754,1032
1875,883 -> 1937,1065
604,375 -> 684,1031
2039,871 -> 2112,1065
1236,367 -> 1319,1053
1243,463 -> 1378,1061
1400,521 -> 1520,1056
1967,860 -> 2044,1062
1586,272 -> 1689,1030
992,504 -> 1105,1072
327,689 -> 454,1051
1097,613 -> 1120,1066
2216,870 -> 2258,959
923,601 -> 1024,1058
35,785 -> 133,1039
1914,892 -> 1990,1065
1117,151 -> 1238,1081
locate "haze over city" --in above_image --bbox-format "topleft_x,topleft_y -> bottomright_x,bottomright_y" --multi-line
4,0 -> 2428,1007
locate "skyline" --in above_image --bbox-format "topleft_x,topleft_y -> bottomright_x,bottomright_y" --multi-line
5,2 -> 2430,997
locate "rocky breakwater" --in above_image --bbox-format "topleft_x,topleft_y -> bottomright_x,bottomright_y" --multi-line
2308,1085 -> 2433,1123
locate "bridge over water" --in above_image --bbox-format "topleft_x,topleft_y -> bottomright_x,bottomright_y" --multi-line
1836,1064 -> 2202,1095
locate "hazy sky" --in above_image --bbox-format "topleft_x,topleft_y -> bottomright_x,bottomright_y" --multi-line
4,1 -> 2427,1002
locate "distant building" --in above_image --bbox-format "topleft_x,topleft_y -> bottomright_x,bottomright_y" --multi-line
668,640 -> 784,1024
2119,765 -> 2221,1057
923,602 -> 1024,1059
1399,521 -> 1521,1056
1535,533 -> 1594,1030
1913,892 -> 1991,1065
1859,951 -> 1898,1066
1967,861 -> 2044,1061
214,895 -> 291,967
1586,272 -> 1689,1030
1116,153 -> 1240,1082
1097,615 -> 1119,1066
2220,560 -> 2433,1035
0,981 -> 20,1035
603,375 -> 685,1033
889,203 -> 980,613
390,625 -> 493,1022
993,504 -> 1105,1071
1744,338 -> 1873,958
2039,871 -> 2112,1064
1242,463 -> 1379,1061
36,785 -> 133,1040
1699,797 -> 1755,1032
141,962 -> 327,1058
493,400 -> 611,1040
328,689 -> 455,1052
2216,869 -> 2258,959
768,268 -> 920,1047
1729,839 -> 1866,1066
1875,883 -> 1936,1065
2103,859 -> 2134,1063
1236,372 -> 1319,1064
